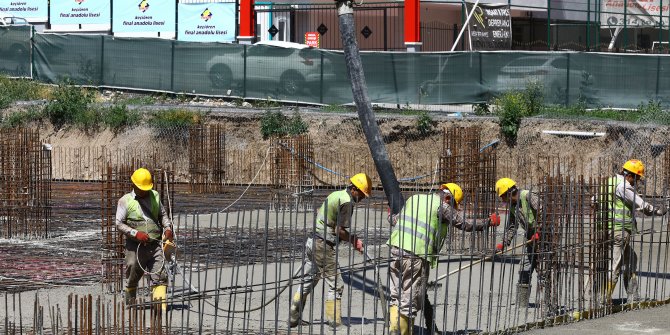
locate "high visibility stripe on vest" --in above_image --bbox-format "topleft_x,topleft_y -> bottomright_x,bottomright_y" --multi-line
123,190 -> 162,240
315,190 -> 351,242
607,175 -> 633,231
519,190 -> 536,229
388,194 -> 445,267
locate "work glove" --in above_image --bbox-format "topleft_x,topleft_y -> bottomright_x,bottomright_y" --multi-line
655,207 -> 667,216
496,243 -> 504,252
163,229 -> 173,241
488,213 -> 501,227
530,233 -> 540,242
130,229 -> 149,243
351,235 -> 364,253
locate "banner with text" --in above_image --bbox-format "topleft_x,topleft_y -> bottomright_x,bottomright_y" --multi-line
601,0 -> 669,27
177,2 -> 235,42
113,0 -> 175,33
0,0 -> 48,22
466,2 -> 511,51
50,0 -> 110,25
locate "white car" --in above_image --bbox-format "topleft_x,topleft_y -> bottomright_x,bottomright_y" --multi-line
495,55 -> 593,100
0,16 -> 29,26
0,16 -> 30,64
205,40 -> 335,95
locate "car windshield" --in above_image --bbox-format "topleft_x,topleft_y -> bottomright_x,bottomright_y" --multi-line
506,58 -> 547,67
3,17 -> 28,25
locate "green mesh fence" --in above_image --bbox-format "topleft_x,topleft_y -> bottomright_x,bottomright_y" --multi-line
0,26 -> 31,78
5,32 -> 670,108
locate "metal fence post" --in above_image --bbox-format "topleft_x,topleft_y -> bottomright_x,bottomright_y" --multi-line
623,0 -> 627,51
565,52 -> 570,106
547,0 -> 551,50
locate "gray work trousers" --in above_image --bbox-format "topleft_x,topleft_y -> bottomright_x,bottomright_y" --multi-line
389,247 -> 429,317
294,237 -> 344,301
608,230 -> 639,300
125,241 -> 167,289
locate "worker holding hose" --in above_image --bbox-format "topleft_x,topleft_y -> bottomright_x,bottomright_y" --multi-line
387,183 -> 499,335
116,168 -> 173,310
495,177 -> 557,319
288,173 -> 372,329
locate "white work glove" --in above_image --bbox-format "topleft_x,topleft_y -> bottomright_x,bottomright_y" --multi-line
655,207 -> 667,216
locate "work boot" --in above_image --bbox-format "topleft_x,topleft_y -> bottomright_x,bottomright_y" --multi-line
398,313 -> 413,335
516,284 -> 530,308
125,287 -> 137,308
624,274 -> 640,305
325,299 -> 342,328
152,284 -> 168,312
389,305 -> 400,335
604,281 -> 616,305
288,292 -> 306,328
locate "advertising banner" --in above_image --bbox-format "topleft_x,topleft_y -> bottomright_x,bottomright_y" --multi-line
177,2 -> 235,42
466,3 -> 512,51
50,0 -> 110,25
0,0 -> 48,22
304,32 -> 319,47
601,0 -> 669,27
113,0 -> 175,33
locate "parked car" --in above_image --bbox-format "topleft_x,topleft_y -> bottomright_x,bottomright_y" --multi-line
0,16 -> 29,26
0,16 -> 30,66
495,55 -> 594,101
205,40 -> 335,95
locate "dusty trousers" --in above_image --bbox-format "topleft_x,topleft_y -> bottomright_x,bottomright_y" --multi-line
389,246 -> 429,317
294,237 -> 344,301
125,241 -> 167,289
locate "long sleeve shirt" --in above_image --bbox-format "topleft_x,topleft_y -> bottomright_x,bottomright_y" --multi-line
502,190 -> 542,247
115,190 -> 172,243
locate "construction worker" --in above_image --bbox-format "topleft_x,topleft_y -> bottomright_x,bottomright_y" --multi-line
602,159 -> 666,304
116,168 -> 173,309
387,183 -> 499,335
494,177 -> 555,316
289,173 -> 371,328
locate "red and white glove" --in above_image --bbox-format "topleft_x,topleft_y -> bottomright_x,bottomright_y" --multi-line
488,213 -> 501,227
351,235 -> 364,253
163,229 -> 173,241
496,243 -> 504,252
130,229 -> 149,243
530,233 -> 540,242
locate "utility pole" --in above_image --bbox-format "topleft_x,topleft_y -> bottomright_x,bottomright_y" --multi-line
334,0 -> 404,215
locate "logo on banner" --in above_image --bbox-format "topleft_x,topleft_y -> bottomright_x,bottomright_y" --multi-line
75,0 -> 85,4
201,8 -> 212,21
138,0 -> 150,12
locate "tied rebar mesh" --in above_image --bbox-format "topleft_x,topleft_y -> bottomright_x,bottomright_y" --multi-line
270,134 -> 315,211
101,161 -> 175,293
0,128 -> 51,239
189,124 -> 226,194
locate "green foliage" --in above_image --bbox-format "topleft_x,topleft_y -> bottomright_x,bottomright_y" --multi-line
636,100 -> 668,125
578,72 -> 598,105
255,97 -> 283,109
260,111 -> 308,140
147,109 -> 203,128
2,107 -> 44,128
473,103 -> 491,116
0,76 -> 47,109
322,104 -> 352,113
416,111 -> 434,135
494,83 -> 544,144
100,104 -> 141,132
43,81 -> 95,129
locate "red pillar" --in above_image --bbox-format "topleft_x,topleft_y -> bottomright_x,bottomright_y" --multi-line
238,0 -> 255,44
404,0 -> 421,51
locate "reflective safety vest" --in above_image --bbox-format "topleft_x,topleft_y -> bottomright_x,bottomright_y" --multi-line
519,190 -> 536,229
388,194 -> 446,268
122,190 -> 162,240
315,190 -> 352,243
607,175 -> 634,231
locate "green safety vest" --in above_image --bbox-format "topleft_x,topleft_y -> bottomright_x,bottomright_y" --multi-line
387,194 -> 446,268
315,190 -> 352,242
519,190 -> 536,229
122,190 -> 162,240
607,175 -> 634,231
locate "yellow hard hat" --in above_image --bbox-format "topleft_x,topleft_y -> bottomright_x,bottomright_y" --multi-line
495,178 -> 517,197
622,159 -> 645,179
350,173 -> 372,197
131,168 -> 153,191
441,183 -> 463,205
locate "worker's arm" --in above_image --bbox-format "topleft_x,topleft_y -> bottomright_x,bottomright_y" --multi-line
501,208 -> 518,248
334,202 -> 364,251
115,196 -> 133,235
158,199 -> 174,240
440,203 -> 487,232
618,182 -> 656,215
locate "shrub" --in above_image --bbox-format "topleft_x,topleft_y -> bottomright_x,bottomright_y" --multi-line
147,109 -> 202,129
494,83 -> 545,144
0,76 -> 48,109
100,104 -> 141,132
416,111 -> 434,136
260,111 -> 308,140
43,81 -> 95,129
2,107 -> 44,128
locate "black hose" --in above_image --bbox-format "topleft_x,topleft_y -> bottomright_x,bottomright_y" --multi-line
336,0 -> 405,215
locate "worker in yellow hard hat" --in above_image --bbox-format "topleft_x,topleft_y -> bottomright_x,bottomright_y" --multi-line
386,183 -> 500,335
601,159 -> 666,305
116,168 -> 173,311
289,173 -> 372,329
494,177 -> 557,318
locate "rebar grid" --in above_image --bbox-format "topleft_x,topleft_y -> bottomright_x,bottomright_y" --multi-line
0,128 -> 51,239
189,125 -> 226,194
270,135 -> 314,211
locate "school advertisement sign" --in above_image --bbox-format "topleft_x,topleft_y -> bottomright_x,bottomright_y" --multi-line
601,0 -> 669,27
0,0 -> 48,21
50,0 -> 110,25
177,2 -> 235,42
113,0 -> 175,33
